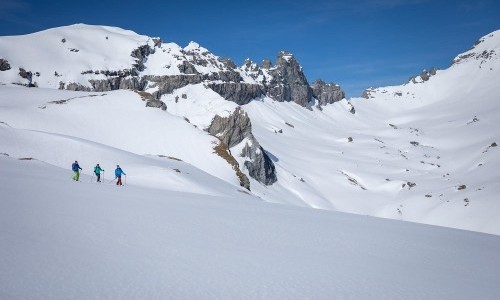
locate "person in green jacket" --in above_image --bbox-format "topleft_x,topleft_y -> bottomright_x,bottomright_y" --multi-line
93,164 -> 104,182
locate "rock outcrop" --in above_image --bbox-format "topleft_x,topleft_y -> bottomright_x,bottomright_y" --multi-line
18,68 -> 32,82
261,59 -> 272,69
362,88 -> 375,99
207,107 -> 253,149
207,83 -> 265,105
238,52 -> 344,108
135,91 -> 167,110
17,67 -> 37,87
145,75 -> 204,98
311,80 -> 345,106
64,82 -> 91,91
241,141 -> 277,186
207,107 -> 277,186
265,51 -> 313,107
130,44 -> 154,73
410,67 -> 438,83
0,59 -> 11,71
178,61 -> 199,74
89,77 -> 143,92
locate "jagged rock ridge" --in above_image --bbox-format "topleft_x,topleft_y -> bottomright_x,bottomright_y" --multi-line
0,25 -> 345,108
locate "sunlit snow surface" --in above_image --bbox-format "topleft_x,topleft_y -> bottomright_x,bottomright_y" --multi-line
1,156 -> 499,299
1,24 -> 500,299
0,26 -> 499,235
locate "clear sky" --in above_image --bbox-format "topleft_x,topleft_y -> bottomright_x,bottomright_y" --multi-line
1,0 -> 499,97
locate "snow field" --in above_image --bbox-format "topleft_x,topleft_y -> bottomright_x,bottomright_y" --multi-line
1,155 -> 500,299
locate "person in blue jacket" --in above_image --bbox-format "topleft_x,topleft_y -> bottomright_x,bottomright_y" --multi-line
72,160 -> 82,181
115,165 -> 126,186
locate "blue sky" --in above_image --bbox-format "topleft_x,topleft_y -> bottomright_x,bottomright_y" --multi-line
1,0 -> 499,97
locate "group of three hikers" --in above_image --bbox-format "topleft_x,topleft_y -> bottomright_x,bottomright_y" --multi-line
71,161 -> 126,185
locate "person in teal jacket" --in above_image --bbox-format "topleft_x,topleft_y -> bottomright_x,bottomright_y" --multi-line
93,164 -> 104,182
115,165 -> 126,186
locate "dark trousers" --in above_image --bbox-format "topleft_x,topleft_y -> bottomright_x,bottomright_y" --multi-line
117,176 -> 122,185
96,174 -> 101,182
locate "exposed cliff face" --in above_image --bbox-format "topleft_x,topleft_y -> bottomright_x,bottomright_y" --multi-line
265,51 -> 313,107
89,77 -> 143,92
145,75 -> 203,98
178,61 -> 199,74
311,80 -> 345,106
207,107 -> 253,148
207,107 -> 277,186
206,83 -> 265,105
241,143 -> 277,186
131,44 -> 154,73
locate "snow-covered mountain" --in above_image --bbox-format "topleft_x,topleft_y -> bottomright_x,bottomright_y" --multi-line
1,24 -> 499,236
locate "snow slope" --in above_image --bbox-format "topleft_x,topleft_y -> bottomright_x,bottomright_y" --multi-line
0,24 -> 236,89
1,25 -> 499,235
164,30 -> 500,235
0,24 -> 153,87
1,155 -> 499,300
0,85 -> 242,192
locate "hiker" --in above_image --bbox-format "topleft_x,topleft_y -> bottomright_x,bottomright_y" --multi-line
115,165 -> 126,186
94,164 -> 104,182
72,160 -> 82,181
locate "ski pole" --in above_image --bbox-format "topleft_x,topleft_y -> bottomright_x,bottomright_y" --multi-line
124,175 -> 126,186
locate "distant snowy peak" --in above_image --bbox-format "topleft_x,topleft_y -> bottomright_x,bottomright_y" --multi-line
0,23 -> 152,71
452,29 -> 500,66
362,29 -> 500,99
0,23 -> 345,108
183,41 -> 209,53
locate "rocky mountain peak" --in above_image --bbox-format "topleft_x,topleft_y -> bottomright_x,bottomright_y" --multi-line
0,24 -> 345,109
260,59 -> 272,69
311,80 -> 345,106
265,50 -> 312,107
184,41 -> 203,52
276,50 -> 295,63
242,59 -> 259,72
452,30 -> 500,66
